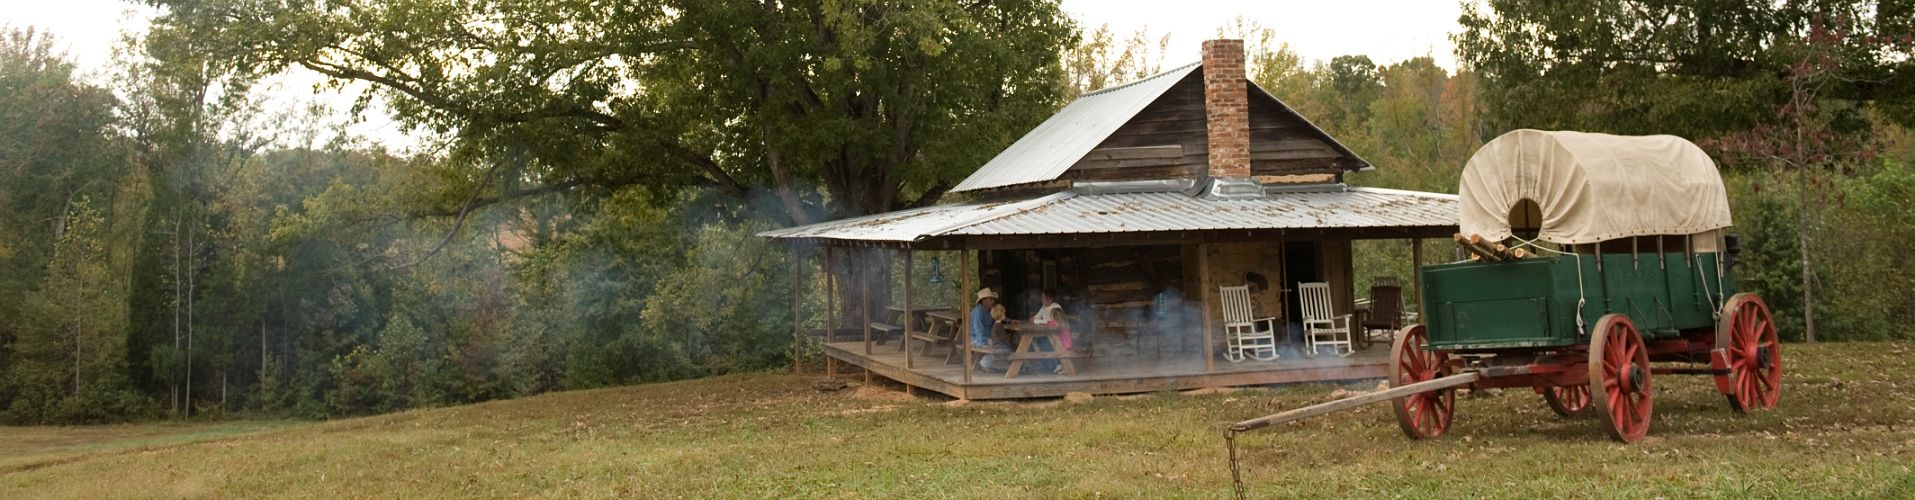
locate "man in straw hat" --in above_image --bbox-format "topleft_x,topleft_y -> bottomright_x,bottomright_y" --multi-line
970,288 -> 1010,372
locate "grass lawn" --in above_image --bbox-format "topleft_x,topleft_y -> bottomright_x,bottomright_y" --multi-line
2,341 -> 1912,498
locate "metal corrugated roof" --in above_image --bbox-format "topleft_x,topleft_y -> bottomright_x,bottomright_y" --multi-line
949,62 -> 1202,193
755,192 -> 1073,243
760,186 -> 1458,244
949,187 -> 1458,236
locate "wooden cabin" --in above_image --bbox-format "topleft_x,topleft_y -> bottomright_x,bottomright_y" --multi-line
762,40 -> 1459,399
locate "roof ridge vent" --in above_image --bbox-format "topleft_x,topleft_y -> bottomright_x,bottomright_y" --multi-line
1082,61 -> 1201,97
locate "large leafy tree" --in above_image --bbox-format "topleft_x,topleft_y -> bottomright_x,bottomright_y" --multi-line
0,29 -> 126,343
143,0 -> 1077,227
0,29 -> 135,420
1454,0 -> 1915,139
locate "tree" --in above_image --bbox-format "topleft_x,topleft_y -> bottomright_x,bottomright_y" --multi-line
0,28 -> 145,423
1220,17 -> 1324,121
143,0 -> 1078,228
1062,24 -> 1168,98
4,200 -> 147,423
1454,0 -> 1915,139
1707,19 -> 1886,342
0,28 -> 125,353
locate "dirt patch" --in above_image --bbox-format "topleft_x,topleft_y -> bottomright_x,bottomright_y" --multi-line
848,386 -> 916,402
1180,387 -> 1239,397
834,405 -> 902,417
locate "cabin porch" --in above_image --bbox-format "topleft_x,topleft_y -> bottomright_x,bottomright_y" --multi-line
821,338 -> 1391,400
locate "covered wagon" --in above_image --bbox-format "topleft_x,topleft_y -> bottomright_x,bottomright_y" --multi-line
1230,129 -> 1781,446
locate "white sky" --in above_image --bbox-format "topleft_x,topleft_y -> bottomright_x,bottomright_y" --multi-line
1061,0 -> 1462,69
4,0 -> 1466,148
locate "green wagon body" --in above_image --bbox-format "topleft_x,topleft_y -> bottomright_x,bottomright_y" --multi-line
1419,252 -> 1735,351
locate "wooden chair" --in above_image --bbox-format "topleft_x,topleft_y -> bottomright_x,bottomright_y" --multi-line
1298,282 -> 1354,357
1356,282 -> 1403,350
1217,285 -> 1279,362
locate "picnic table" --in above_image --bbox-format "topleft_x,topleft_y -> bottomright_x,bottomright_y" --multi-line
887,304 -> 953,315
872,305 -> 953,351
914,310 -> 968,363
1000,322 -> 1083,379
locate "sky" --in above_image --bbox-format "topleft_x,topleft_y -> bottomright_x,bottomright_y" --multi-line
3,0 -> 1468,147
1060,0 -> 1463,69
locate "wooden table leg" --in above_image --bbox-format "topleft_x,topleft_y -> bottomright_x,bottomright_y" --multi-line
1052,333 -> 1077,376
1004,333 -> 1033,380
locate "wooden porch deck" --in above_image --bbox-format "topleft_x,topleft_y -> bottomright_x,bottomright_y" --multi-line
823,339 -> 1390,400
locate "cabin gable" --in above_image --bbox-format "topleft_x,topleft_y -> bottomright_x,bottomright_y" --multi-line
1059,69 -> 1365,185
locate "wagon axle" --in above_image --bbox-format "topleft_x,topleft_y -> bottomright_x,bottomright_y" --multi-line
1624,363 -> 1646,394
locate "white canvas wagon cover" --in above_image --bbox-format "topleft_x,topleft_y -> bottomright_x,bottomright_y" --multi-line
1458,129 -> 1732,245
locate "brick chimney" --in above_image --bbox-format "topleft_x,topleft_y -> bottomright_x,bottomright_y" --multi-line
1202,39 -> 1250,180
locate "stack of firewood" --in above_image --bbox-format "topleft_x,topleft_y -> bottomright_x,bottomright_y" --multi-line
1454,233 -> 1528,261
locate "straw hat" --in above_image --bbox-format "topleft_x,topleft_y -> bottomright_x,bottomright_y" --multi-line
975,288 -> 1000,302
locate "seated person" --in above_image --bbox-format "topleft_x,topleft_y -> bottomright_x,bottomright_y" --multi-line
971,288 -> 1010,372
1031,288 -> 1065,325
1029,289 -> 1071,373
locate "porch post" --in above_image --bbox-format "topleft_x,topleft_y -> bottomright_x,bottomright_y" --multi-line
1199,243 -> 1217,373
826,246 -> 838,378
904,250 -> 915,369
863,249 -> 873,356
792,246 -> 805,375
1411,238 -> 1425,320
960,248 -> 974,385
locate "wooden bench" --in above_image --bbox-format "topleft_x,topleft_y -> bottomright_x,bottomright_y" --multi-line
910,320 -> 952,354
961,344 -> 1012,368
1009,350 -> 1089,360
867,322 -> 902,345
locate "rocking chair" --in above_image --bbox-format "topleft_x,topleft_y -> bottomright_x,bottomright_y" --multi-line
1298,282 -> 1354,357
1217,285 -> 1279,362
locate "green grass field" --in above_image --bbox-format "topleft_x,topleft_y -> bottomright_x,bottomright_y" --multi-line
2,341 -> 1912,498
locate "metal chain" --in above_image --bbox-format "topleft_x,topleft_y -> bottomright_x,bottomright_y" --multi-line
1225,429 -> 1248,499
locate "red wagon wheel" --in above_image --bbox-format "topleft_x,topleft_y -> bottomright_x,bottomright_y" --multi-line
1720,293 -> 1782,413
1588,313 -> 1653,443
1541,384 -> 1591,417
1390,324 -> 1455,439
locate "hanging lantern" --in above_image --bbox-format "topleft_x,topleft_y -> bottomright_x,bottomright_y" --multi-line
928,255 -> 945,285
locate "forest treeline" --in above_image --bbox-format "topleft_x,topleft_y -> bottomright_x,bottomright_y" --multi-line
3,1 -> 1914,424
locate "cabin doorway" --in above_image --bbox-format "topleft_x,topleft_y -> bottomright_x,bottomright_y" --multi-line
1281,241 -> 1320,326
